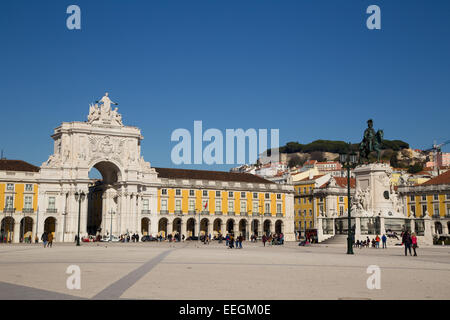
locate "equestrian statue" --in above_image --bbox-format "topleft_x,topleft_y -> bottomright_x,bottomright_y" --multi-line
359,119 -> 383,163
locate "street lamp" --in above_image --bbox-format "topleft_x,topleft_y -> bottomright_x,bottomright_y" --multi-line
339,142 -> 358,255
109,208 -> 115,242
74,190 -> 86,246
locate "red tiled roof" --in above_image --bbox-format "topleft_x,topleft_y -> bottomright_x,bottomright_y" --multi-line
420,170 -> 450,186
0,159 -> 40,172
334,177 -> 356,188
155,167 -> 275,184
299,174 -> 324,182
319,177 -> 355,189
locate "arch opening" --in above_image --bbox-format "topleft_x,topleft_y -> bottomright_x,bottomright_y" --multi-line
87,161 -> 122,236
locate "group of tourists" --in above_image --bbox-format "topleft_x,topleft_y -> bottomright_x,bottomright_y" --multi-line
119,233 -> 140,242
355,235 -> 387,249
401,231 -> 418,256
262,233 -> 284,246
40,232 -> 53,248
225,233 -> 244,249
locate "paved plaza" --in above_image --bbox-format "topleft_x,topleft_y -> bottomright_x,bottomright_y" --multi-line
0,241 -> 449,300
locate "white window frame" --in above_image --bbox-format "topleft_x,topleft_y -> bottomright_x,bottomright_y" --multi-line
143,199 -> 149,211
25,184 -> 33,192
188,199 -> 195,212
161,199 -> 168,211
175,199 -> 181,211
48,197 -> 56,209
215,200 -> 222,212
253,201 -> 259,213
24,196 -> 33,209
6,184 -> 14,191
228,200 -> 234,212
240,201 -> 247,213
5,195 -> 14,209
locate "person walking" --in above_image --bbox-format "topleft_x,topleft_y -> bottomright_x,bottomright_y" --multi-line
382,234 -> 387,248
41,232 -> 48,248
402,231 -> 412,256
47,232 -> 53,248
411,232 -> 418,256
262,234 -> 267,247
375,235 -> 380,248
228,234 -> 234,249
238,235 -> 243,249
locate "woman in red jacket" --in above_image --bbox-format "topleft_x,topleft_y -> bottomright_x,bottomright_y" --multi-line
411,232 -> 418,256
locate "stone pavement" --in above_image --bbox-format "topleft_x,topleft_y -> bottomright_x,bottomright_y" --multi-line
0,241 -> 448,300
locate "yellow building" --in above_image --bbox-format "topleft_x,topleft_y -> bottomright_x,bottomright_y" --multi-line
0,159 -> 40,243
294,174 -> 330,235
150,167 -> 293,240
399,169 -> 450,236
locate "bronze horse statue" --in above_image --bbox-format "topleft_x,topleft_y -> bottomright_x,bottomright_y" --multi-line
359,128 -> 383,163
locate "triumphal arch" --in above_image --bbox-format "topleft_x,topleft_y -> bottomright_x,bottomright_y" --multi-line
38,93 -> 159,242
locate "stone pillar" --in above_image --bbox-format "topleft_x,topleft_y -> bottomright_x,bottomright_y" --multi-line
441,221 -> 448,235
410,217 -> 416,234
167,221 -> 173,238
355,217 -> 361,241
423,216 -> 433,245
379,217 -> 385,238
270,219 -> 275,235
220,220 -> 226,236
317,217 -> 324,242
13,218 -> 20,243
180,219 -> 185,240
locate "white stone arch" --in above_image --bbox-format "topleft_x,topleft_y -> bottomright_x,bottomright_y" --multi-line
88,159 -> 123,184
213,217 -> 223,236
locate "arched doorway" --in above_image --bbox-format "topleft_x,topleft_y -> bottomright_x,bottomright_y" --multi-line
87,161 -> 122,236
275,220 -> 283,234
200,218 -> 209,236
44,217 -> 56,239
251,220 -> 259,236
187,218 -> 196,238
141,217 -> 150,236
448,222 -> 450,235
263,220 -> 271,236
20,217 -> 33,243
435,222 -> 443,234
1,217 -> 15,243
213,218 -> 222,237
173,218 -> 182,238
226,219 -> 235,235
238,219 -> 247,239
158,218 -> 168,238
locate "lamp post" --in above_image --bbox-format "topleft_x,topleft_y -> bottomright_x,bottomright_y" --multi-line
339,143 -> 358,255
109,208 -> 115,242
74,191 -> 86,246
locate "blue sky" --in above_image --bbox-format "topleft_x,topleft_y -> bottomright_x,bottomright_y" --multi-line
1,0 -> 449,172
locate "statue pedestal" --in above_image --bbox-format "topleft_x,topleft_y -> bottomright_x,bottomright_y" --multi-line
333,163 -> 433,245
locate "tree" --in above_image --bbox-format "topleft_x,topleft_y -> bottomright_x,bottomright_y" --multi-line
390,151 -> 399,168
288,155 -> 304,168
407,163 -> 423,174
310,151 -> 325,162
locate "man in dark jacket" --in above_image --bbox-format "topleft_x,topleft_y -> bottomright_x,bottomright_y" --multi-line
41,232 -> 48,248
402,231 -> 412,256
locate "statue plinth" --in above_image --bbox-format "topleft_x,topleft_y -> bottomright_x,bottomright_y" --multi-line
350,163 -> 403,218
